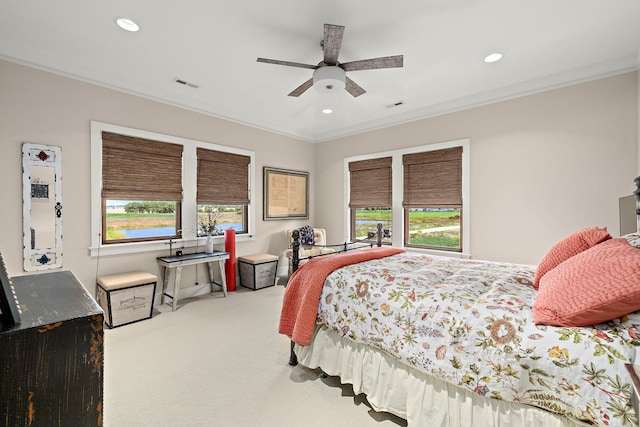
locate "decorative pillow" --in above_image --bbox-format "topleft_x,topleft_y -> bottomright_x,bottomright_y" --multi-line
533,238 -> 640,326
299,225 -> 315,245
533,226 -> 611,290
623,232 -> 640,249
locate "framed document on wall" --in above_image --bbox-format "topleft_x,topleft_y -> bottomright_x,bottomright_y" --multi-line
263,167 -> 309,220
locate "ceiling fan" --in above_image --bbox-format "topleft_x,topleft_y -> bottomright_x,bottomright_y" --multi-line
257,23 -> 403,98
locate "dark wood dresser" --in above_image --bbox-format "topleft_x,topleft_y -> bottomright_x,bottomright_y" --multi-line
1,270 -> 104,426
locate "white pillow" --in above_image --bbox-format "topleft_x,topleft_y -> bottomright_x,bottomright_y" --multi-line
623,232 -> 640,249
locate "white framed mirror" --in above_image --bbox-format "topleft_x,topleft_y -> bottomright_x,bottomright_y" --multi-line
22,143 -> 62,271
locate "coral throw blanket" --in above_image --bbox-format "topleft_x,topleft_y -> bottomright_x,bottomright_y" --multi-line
279,246 -> 405,346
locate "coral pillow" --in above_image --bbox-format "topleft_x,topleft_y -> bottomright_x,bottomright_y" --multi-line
533,238 -> 640,326
533,227 -> 611,290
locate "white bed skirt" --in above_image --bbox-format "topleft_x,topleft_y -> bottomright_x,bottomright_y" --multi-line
295,325 -> 589,427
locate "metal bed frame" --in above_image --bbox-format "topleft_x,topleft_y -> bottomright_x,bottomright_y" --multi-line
288,223 -> 384,366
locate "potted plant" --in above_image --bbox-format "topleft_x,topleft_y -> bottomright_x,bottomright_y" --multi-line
198,212 -> 220,253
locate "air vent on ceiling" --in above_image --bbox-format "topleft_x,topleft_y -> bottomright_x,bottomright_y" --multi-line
173,77 -> 200,89
384,101 -> 404,109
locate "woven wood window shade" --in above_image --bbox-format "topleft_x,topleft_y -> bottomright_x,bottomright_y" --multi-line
403,147 -> 462,207
102,132 -> 183,201
197,148 -> 250,205
349,157 -> 392,208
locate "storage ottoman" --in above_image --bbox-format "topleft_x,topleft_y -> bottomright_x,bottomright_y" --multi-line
238,254 -> 278,290
96,271 -> 157,328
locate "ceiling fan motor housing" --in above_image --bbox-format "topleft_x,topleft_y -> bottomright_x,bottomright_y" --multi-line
313,66 -> 346,93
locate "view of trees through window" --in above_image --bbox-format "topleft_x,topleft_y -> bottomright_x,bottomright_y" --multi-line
405,208 -> 461,249
353,207 -> 461,249
104,200 -> 178,242
352,207 -> 392,244
104,201 -> 247,242
196,204 -> 245,236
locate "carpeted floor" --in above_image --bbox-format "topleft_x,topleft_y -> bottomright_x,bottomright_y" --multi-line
104,283 -> 407,427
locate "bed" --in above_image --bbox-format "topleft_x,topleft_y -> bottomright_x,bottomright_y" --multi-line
279,180 -> 640,427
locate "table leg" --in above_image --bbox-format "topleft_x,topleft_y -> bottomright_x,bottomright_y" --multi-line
218,259 -> 227,297
160,266 -> 169,305
172,266 -> 183,312
206,262 -> 215,295
205,261 -> 227,297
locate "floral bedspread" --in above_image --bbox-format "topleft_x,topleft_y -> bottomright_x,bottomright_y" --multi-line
315,251 -> 640,427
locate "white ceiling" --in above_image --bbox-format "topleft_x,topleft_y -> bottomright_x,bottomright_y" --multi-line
2,1 -> 640,143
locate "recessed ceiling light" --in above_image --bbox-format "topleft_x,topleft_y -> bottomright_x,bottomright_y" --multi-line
322,109 -> 333,114
115,18 -> 140,32
484,53 -> 503,63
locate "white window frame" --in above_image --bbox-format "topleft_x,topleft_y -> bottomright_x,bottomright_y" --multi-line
344,138 -> 471,258
90,121 -> 255,257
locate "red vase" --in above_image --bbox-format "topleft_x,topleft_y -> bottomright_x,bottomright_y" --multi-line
224,229 -> 236,291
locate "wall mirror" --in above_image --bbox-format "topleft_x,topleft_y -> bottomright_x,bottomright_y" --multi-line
22,143 -> 62,271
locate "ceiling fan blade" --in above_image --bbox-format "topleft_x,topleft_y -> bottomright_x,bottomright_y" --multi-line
288,78 -> 314,97
323,24 -> 345,65
345,77 -> 366,97
341,55 -> 404,72
257,58 -> 317,70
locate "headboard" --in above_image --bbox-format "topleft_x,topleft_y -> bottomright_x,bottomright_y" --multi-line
290,223 -> 384,274
634,176 -> 640,232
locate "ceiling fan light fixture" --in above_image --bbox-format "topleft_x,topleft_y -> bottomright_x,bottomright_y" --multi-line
313,66 -> 346,93
257,24 -> 402,97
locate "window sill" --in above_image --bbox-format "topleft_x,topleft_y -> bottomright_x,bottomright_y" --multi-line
89,233 -> 254,258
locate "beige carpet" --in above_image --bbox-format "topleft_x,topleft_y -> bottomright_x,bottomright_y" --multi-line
104,283 -> 407,427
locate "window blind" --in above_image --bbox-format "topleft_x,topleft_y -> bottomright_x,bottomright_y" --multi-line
197,148 -> 250,205
402,147 -> 462,207
101,132 -> 183,201
348,157 -> 392,208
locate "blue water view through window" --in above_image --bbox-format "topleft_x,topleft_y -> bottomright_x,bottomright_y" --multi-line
115,223 -> 243,239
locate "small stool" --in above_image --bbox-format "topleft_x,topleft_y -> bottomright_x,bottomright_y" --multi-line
238,254 -> 278,290
96,271 -> 157,328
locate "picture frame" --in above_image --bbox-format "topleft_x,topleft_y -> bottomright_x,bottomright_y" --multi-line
31,182 -> 49,199
263,167 -> 309,220
0,251 -> 22,327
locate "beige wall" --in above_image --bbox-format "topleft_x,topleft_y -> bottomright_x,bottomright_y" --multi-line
315,72 -> 639,265
0,60 -> 315,295
1,59 -> 639,297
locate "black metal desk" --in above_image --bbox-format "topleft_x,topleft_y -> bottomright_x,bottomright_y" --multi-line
156,251 -> 230,311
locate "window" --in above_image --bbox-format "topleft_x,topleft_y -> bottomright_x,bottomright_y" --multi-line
348,157 -> 392,244
90,122 -> 255,256
104,200 -> 180,242
352,207 -> 393,242
403,147 -> 462,252
101,132 -> 183,244
404,207 -> 461,250
345,140 -> 469,256
196,148 -> 250,236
